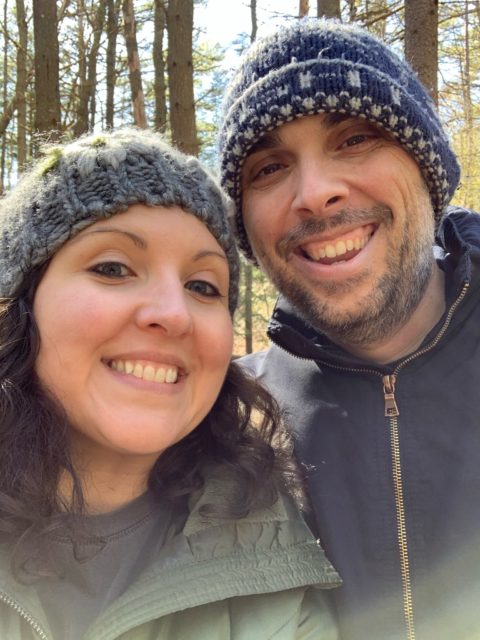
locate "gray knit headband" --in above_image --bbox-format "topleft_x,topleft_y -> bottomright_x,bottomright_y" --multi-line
218,19 -> 460,261
0,128 -> 239,314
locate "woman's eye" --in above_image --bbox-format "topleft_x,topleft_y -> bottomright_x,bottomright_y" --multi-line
88,262 -> 132,279
186,280 -> 221,298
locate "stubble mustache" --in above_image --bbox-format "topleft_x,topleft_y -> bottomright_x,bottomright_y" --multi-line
277,205 -> 393,259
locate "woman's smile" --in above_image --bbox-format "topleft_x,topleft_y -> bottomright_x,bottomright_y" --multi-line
33,205 -> 233,469
107,359 -> 181,384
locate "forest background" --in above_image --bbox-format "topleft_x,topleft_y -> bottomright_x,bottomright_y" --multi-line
0,0 -> 479,355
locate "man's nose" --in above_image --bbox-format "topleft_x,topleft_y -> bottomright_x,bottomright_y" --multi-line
134,280 -> 193,337
292,157 -> 350,217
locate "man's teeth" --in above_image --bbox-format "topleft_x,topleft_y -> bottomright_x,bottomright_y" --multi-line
109,360 -> 178,383
307,234 -> 370,261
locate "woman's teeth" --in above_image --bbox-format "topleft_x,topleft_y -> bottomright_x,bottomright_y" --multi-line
109,360 -> 178,383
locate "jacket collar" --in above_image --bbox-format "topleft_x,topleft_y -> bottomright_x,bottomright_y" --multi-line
0,476 -> 341,640
267,207 -> 480,368
184,471 -> 292,536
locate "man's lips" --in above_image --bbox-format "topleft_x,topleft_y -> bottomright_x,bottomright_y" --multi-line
277,206 -> 392,264
297,223 -> 377,264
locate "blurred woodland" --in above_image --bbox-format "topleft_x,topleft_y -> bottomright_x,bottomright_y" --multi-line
0,0 -> 479,354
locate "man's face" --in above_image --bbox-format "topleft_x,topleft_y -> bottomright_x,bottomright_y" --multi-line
241,113 -> 436,347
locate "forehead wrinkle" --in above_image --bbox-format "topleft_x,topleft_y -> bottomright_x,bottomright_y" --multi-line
322,112 -> 355,128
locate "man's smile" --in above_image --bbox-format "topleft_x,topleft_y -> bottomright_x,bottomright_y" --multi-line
297,223 -> 377,265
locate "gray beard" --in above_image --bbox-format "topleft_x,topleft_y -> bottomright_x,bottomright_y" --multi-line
281,242 -> 433,347
266,204 -> 435,348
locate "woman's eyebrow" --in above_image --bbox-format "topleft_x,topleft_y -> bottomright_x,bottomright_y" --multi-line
71,228 -> 147,249
193,250 -> 228,263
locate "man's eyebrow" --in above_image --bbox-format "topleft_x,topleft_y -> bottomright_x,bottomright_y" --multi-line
245,113 -> 354,159
71,228 -> 147,249
245,131 -> 283,158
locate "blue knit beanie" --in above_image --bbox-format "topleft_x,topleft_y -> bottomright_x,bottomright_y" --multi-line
218,19 -> 460,260
0,128 -> 239,313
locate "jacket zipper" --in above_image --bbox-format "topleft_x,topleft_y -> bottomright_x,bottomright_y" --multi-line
273,280 -> 469,640
0,591 -> 50,639
383,373 -> 415,639
379,280 -> 469,640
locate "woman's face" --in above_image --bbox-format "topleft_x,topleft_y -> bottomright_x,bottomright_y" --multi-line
33,204 -> 233,474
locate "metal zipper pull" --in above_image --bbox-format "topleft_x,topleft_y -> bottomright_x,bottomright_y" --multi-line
383,374 -> 399,417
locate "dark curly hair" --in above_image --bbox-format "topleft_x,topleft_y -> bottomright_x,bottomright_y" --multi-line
0,266 -> 303,576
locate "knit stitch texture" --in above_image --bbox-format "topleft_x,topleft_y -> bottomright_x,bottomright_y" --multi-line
0,128 -> 239,313
218,19 -> 460,261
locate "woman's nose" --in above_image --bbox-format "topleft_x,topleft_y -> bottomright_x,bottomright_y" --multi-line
134,281 -> 193,337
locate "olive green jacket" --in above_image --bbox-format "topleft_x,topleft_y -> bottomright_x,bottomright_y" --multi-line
0,481 -> 341,639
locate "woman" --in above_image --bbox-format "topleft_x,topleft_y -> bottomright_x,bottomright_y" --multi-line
0,129 -> 340,639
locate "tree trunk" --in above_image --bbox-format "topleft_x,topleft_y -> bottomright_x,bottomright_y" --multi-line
74,1 -> 87,135
74,0 -> 107,136
153,0 -> 167,131
122,0 -> 148,128
347,0 -> 358,21
299,0 -> 309,17
33,0 -> 61,136
1,0 -> 9,192
250,0 -> 257,40
244,261 -> 253,354
405,0 -> 438,105
0,97 -> 17,139
461,0 -> 473,206
58,0 -> 72,22
241,0 -> 258,354
15,0 -> 28,170
317,0 -> 341,18
105,0 -> 120,128
88,1 -> 107,130
167,0 -> 198,155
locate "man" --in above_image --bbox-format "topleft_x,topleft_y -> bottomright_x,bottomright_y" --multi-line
218,20 -> 480,640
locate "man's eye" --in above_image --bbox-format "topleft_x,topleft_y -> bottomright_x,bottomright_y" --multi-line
253,162 -> 286,180
88,262 -> 132,278
186,280 -> 221,298
343,134 -> 369,147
